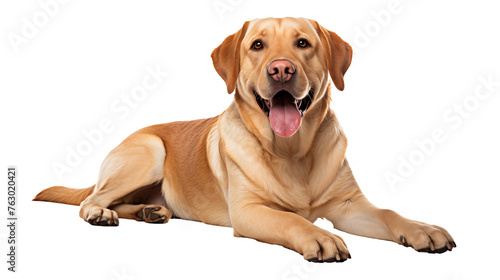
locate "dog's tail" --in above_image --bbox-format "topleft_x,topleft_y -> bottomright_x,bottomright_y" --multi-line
33,185 -> 95,206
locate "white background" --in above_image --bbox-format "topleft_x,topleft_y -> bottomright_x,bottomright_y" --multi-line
1,0 -> 499,279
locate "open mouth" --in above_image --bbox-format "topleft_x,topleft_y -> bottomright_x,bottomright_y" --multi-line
253,89 -> 314,137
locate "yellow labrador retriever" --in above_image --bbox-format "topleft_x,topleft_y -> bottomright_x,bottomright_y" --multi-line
34,17 -> 455,262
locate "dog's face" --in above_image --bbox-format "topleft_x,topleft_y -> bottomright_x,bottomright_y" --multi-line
212,17 -> 352,137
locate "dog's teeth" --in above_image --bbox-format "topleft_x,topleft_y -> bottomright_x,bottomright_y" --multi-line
295,99 -> 301,110
265,100 -> 271,109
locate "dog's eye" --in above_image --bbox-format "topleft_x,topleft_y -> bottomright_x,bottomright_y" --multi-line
297,39 -> 310,48
251,40 -> 263,50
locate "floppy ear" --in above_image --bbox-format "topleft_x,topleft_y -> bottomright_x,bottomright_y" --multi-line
211,21 -> 250,94
313,21 -> 353,91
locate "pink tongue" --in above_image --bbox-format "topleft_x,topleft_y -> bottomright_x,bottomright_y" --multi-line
269,93 -> 301,137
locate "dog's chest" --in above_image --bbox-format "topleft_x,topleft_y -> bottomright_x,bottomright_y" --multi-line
266,144 -> 346,214
266,157 -> 319,210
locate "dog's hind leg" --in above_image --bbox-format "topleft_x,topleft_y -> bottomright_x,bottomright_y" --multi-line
110,204 -> 172,223
79,133 -> 166,226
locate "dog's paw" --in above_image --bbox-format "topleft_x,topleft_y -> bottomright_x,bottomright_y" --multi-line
298,228 -> 350,263
398,222 -> 456,253
87,208 -> 119,226
136,205 -> 172,224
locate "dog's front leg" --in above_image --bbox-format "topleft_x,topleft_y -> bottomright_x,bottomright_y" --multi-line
226,166 -> 350,262
320,161 -> 456,253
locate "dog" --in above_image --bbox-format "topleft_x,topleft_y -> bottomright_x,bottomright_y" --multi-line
34,17 -> 456,262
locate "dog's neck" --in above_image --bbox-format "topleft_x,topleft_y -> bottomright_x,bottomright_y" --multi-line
233,84 -> 338,160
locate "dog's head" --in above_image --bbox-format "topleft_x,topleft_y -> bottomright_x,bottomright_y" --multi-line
212,17 -> 352,137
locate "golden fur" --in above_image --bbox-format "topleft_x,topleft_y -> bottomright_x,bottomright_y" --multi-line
34,17 -> 455,262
